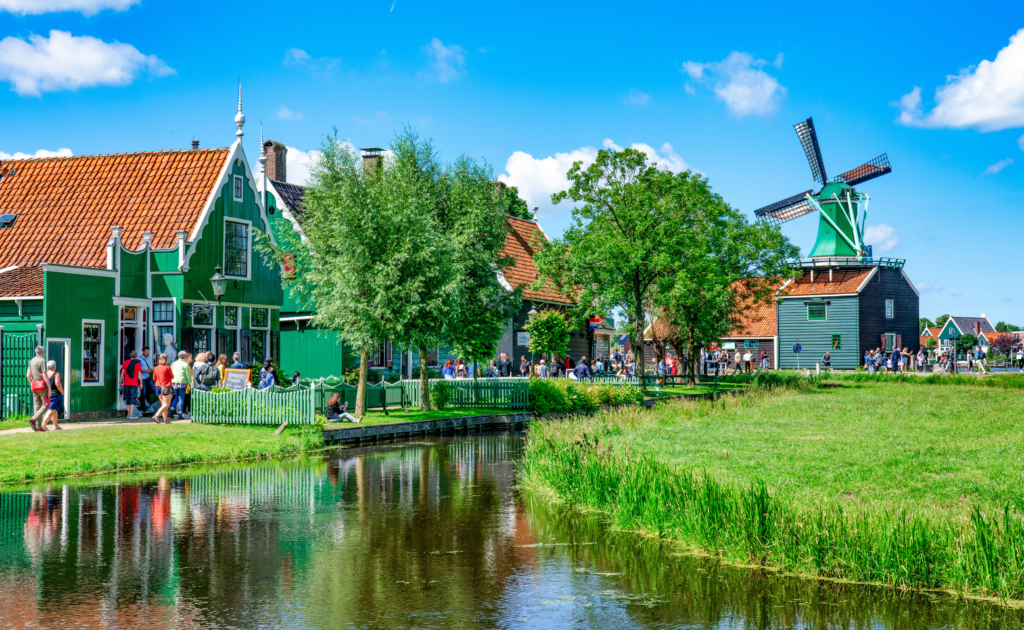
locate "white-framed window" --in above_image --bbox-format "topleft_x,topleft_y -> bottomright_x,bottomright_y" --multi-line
250,307 -> 269,363
885,299 -> 894,319
191,304 -> 215,356
885,333 -> 897,351
233,175 -> 244,201
224,306 -> 239,328
224,218 -> 251,278
82,320 -> 104,386
152,299 -> 176,358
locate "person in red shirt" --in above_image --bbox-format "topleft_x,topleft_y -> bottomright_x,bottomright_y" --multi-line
151,354 -> 174,424
121,351 -> 141,419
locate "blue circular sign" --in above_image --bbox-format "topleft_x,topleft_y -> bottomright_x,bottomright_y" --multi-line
793,343 -> 802,353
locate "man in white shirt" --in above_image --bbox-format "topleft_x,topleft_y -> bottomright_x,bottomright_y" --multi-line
138,346 -> 155,415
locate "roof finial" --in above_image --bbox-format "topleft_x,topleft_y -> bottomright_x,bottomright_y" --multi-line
234,82 -> 245,138
258,123 -> 267,171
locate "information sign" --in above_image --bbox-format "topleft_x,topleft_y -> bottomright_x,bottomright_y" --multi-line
223,368 -> 251,391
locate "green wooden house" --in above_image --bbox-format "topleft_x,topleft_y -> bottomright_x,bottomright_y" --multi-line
0,98 -> 282,419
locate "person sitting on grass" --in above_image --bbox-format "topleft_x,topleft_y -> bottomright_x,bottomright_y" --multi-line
326,392 -> 360,424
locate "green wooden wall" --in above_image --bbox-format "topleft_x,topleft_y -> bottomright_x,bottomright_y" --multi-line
0,300 -> 42,333
42,270 -> 119,415
280,322 -> 355,379
778,295 -> 860,370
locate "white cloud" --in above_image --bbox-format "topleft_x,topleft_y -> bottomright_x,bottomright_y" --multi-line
423,38 -> 465,83
916,282 -> 944,293
283,48 -> 339,76
1018,135 -> 1024,151
0,0 -> 137,15
284,146 -> 316,186
981,157 -> 1013,176
682,51 -> 785,117
683,83 -> 696,95
896,28 -> 1024,131
627,89 -> 650,105
0,147 -> 72,159
0,30 -> 173,97
773,52 -> 784,69
498,139 -> 694,218
276,105 -> 303,121
864,223 -> 899,253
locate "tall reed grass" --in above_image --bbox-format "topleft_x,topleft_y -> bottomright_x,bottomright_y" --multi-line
519,393 -> 1024,600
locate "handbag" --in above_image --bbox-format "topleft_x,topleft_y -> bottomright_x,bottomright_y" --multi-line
31,378 -> 47,392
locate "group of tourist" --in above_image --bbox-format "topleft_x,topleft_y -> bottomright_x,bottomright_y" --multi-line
439,351 -> 641,380
699,348 -> 772,376
863,347 -> 927,373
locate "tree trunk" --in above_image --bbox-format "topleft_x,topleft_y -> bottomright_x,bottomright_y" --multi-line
633,309 -> 646,388
686,324 -> 697,387
472,357 -> 479,404
356,347 -> 369,417
417,343 -> 431,411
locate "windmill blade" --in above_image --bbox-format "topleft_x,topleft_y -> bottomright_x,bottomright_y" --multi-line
835,153 -> 891,186
794,118 -> 828,185
754,190 -> 816,228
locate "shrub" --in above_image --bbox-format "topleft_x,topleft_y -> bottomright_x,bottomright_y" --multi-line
430,380 -> 456,410
528,380 -> 644,415
528,379 -> 569,415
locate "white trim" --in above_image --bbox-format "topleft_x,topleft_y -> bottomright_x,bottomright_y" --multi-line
45,337 -> 72,417
495,270 -> 513,292
854,266 -> 879,293
181,298 -> 279,310
249,307 -> 271,330
900,268 -> 920,297
223,305 -> 240,329
81,319 -> 105,387
183,140 -> 277,270
150,271 -> 183,275
885,299 -> 894,319
232,175 -> 244,202
151,297 -> 177,358
0,264 -> 18,274
223,217 -> 253,280
779,292 -> 859,299
263,180 -> 307,242
190,303 -> 216,356
112,297 -> 152,308
279,315 -> 311,322
40,264 -> 117,278
0,295 -> 42,301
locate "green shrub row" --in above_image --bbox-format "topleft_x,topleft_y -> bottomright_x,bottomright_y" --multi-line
528,379 -> 644,416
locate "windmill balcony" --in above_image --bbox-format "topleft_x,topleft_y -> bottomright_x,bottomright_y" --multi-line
786,256 -> 905,270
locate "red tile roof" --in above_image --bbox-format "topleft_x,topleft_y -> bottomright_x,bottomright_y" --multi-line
0,148 -> 229,272
725,278 -> 781,338
501,216 -> 575,305
781,268 -> 874,297
921,326 -> 942,338
0,266 -> 42,297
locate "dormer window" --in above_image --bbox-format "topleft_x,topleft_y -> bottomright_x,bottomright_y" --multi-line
233,175 -> 244,201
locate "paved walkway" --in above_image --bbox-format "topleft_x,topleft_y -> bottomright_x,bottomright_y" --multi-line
0,416 -> 192,436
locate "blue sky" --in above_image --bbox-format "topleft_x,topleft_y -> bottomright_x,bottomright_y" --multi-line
1,0 -> 1023,324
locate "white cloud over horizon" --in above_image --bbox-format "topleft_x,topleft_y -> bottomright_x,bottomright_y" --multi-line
896,27 -> 1024,131
0,0 -> 137,15
0,30 -> 173,96
864,223 -> 899,253
276,105 -> 303,121
423,38 -> 465,83
981,157 -> 1013,176
627,89 -> 650,105
497,139 -> 694,218
916,282 -> 944,293
283,48 -> 340,76
682,51 -> 785,117
0,147 -> 73,159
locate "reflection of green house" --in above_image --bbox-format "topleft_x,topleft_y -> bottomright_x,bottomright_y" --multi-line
0,97 -> 281,419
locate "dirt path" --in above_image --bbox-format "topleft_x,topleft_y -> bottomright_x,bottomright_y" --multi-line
0,417 -> 192,436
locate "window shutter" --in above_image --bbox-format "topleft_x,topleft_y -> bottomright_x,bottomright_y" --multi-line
216,328 -> 227,356
880,334 -> 886,351
181,327 -> 194,357
896,334 -> 902,349
241,330 -> 252,364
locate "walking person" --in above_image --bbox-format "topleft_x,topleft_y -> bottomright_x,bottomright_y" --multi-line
743,349 -> 753,374
486,360 -> 498,378
821,351 -> 831,372
137,346 -> 155,415
25,346 -> 48,431
497,353 -> 512,377
121,350 -> 142,419
39,361 -> 64,431
182,353 -> 195,416
519,356 -> 531,378
194,352 -> 219,392
574,356 -> 592,380
230,352 -> 245,369
258,359 -> 277,389
864,349 -> 873,373
442,359 -> 456,380
537,358 -> 548,379
152,354 -> 174,424
734,349 -> 742,375
1017,347 -> 1023,370
760,350 -> 770,370
170,351 -> 190,420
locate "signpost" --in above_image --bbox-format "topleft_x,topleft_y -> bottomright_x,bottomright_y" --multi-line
223,368 -> 251,391
793,341 -> 802,370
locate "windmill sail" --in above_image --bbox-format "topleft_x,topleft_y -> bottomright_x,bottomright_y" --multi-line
835,153 -> 891,186
753,190 -> 816,227
794,118 -> 827,185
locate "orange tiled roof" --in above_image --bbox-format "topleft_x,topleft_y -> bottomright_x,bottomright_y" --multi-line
781,268 -> 874,297
922,326 -> 942,338
0,266 -> 43,297
0,148 -> 229,271
983,331 -> 1012,344
501,216 -> 574,305
725,278 -> 781,338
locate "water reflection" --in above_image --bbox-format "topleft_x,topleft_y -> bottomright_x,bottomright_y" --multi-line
0,433 -> 1021,629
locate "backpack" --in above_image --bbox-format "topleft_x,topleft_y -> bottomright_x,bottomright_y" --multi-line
201,363 -> 219,386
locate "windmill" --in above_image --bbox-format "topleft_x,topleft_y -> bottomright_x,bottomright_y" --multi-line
754,117 -> 891,260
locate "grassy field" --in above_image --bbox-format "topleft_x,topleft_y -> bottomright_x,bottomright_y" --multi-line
0,422 -> 324,486
520,378 -> 1024,599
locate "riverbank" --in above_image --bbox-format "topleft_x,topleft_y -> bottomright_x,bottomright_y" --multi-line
518,379 -> 1024,600
0,422 -> 324,486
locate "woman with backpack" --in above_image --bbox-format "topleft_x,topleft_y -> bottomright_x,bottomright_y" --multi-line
193,352 -> 219,391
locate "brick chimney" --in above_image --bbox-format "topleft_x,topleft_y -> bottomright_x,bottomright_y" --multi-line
263,140 -> 287,182
974,321 -> 981,335
361,147 -> 383,178
191,140 -> 199,151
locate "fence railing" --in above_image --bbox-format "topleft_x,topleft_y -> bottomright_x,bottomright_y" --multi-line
1,331 -> 36,419
192,387 -> 316,425
270,380 -> 405,413
401,378 -> 530,409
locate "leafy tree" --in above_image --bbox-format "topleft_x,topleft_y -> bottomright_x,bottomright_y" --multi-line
955,333 -> 977,356
268,130 -> 448,416
498,184 -> 532,220
920,317 -> 935,332
988,332 -> 1015,358
996,321 -> 1021,332
526,309 -> 570,361
925,337 -> 937,351
935,314 -> 951,327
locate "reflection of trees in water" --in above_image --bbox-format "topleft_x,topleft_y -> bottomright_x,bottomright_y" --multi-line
523,496 -> 1024,630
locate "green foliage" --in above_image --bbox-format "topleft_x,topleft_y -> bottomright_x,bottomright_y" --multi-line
430,380 -> 456,410
526,379 -> 570,415
919,317 -> 935,332
526,379 -> 645,415
934,314 -> 951,327
526,309 -> 570,358
925,337 -> 938,349
829,372 -> 1024,389
498,184 -> 532,219
996,321 -> 1022,332
956,333 -> 978,355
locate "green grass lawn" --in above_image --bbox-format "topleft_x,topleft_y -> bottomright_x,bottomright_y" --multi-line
0,422 -> 323,486
642,383 -> 745,398
324,407 -> 517,427
520,379 -> 1024,598
0,416 -> 30,431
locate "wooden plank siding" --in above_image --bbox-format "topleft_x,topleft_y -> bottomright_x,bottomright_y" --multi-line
857,267 -> 920,355
720,338 -> 776,368
778,295 -> 860,370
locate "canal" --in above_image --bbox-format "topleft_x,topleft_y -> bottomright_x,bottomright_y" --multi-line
0,432 -> 1019,629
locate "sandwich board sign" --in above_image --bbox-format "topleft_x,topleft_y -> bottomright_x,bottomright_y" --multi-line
224,368 -> 251,391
